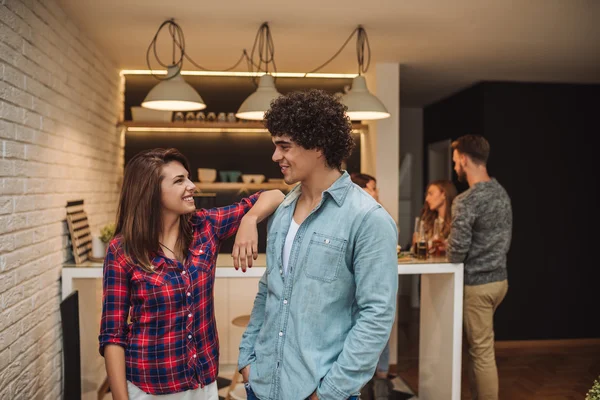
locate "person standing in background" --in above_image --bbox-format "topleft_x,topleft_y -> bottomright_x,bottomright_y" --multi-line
447,135 -> 512,400
350,172 -> 394,400
413,180 -> 457,256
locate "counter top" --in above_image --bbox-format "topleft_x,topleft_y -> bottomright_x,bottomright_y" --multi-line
63,253 -> 268,269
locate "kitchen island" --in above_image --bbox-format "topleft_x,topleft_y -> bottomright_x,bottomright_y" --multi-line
62,256 -> 462,400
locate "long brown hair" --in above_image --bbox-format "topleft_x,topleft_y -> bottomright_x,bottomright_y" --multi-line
419,180 -> 457,239
115,148 -> 193,271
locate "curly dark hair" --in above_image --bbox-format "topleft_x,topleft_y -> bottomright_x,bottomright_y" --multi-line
264,89 -> 355,170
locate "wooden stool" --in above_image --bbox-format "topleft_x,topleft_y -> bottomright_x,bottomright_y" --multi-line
226,315 -> 251,400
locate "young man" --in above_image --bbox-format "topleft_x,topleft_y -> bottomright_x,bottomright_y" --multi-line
447,135 -> 512,400
239,90 -> 399,400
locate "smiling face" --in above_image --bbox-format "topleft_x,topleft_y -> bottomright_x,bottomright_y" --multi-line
271,135 -> 322,185
160,161 -> 196,217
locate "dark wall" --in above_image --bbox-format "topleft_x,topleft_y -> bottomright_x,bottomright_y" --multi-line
424,82 -> 600,340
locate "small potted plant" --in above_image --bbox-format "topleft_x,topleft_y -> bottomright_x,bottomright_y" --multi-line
92,223 -> 115,259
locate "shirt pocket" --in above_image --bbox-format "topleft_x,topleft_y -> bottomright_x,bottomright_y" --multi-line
139,270 -> 172,310
188,244 -> 214,273
303,232 -> 347,282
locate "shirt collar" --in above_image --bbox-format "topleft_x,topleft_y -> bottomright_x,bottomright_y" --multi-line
281,171 -> 352,208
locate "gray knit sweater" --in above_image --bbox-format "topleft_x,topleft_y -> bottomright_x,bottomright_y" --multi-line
447,178 -> 512,285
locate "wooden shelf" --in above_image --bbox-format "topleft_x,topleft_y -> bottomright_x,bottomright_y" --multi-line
119,121 -> 368,132
195,182 -> 294,191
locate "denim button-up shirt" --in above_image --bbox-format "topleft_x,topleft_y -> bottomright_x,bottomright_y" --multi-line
238,172 -> 398,400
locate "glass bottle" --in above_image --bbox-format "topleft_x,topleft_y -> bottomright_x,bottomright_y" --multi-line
412,217 -> 420,256
417,220 -> 428,260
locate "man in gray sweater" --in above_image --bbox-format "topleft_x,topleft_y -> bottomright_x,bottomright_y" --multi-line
447,135 -> 512,400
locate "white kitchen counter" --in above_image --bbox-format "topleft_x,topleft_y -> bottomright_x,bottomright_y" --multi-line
62,256 -> 463,400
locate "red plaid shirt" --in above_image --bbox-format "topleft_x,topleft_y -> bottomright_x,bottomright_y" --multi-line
99,193 -> 260,394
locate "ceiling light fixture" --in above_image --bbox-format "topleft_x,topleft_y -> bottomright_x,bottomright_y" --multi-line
341,26 -> 389,120
305,26 -> 390,121
236,23 -> 281,120
141,20 -> 206,111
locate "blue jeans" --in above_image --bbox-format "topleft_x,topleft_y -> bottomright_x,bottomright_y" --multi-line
244,382 -> 359,400
244,382 -> 260,400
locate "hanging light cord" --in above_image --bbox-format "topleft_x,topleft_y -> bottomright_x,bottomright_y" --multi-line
146,19 -> 251,81
145,20 -> 369,82
304,26 -> 370,77
245,22 -> 277,86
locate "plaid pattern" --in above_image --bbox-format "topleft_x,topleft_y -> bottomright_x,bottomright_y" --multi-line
99,193 -> 260,395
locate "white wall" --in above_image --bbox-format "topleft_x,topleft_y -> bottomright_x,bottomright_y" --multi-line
0,0 -> 123,398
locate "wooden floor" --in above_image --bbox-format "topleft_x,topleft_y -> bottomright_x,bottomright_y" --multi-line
395,341 -> 600,399
393,298 -> 600,399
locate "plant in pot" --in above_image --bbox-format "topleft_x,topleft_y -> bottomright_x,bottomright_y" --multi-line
93,223 -> 115,259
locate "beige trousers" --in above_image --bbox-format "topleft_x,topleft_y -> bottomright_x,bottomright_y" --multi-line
464,280 -> 508,400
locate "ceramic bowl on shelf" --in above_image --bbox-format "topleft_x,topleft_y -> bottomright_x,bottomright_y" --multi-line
241,174 -> 266,184
197,168 -> 217,183
220,170 -> 242,182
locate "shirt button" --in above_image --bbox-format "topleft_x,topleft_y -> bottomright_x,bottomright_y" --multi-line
187,292 -> 191,297
283,299 -> 288,305
188,334 -> 192,339
199,250 -> 203,254
279,331 -> 283,337
324,239 -> 330,244
182,271 -> 186,275
188,313 -> 192,318
280,269 -> 283,274
193,354 -> 197,358
150,266 -> 155,270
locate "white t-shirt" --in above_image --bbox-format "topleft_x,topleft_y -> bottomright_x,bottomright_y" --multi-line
282,218 -> 300,276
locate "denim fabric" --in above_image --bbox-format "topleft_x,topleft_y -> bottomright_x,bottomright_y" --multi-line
239,172 -> 398,400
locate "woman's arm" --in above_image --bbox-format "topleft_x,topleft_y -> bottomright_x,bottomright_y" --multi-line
232,190 -> 285,271
241,189 -> 285,223
104,345 -> 128,400
99,242 -> 131,400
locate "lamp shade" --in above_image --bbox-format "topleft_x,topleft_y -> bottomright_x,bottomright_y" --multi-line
341,76 -> 390,121
236,74 -> 281,120
142,65 -> 206,111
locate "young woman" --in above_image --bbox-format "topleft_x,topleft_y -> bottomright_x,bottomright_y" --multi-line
99,148 -> 284,400
414,180 -> 458,253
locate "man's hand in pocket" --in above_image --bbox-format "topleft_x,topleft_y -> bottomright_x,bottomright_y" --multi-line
241,365 -> 250,383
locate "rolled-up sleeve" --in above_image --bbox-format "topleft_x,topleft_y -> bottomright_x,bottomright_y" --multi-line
196,192 -> 261,241
99,243 -> 130,356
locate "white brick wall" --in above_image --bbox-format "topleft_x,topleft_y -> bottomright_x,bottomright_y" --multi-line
0,0 -> 124,398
